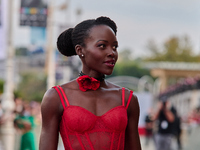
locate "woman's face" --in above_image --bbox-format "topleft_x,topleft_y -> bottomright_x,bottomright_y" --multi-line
82,25 -> 118,76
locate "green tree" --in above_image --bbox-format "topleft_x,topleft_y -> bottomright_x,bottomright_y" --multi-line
109,48 -> 150,78
111,61 -> 150,78
15,72 -> 46,102
145,35 -> 200,62
0,79 -> 4,94
15,47 -> 29,56
118,49 -> 133,62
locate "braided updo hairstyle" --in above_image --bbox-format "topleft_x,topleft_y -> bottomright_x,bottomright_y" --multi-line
57,16 -> 117,57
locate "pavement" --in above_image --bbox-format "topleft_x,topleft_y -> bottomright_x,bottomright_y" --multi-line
182,125 -> 200,150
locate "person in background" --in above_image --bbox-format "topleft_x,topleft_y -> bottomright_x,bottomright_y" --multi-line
39,16 -> 141,150
171,106 -> 182,150
14,102 -> 37,150
153,101 -> 175,150
144,110 -> 154,146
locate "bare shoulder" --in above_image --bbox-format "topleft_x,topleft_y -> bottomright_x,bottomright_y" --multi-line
105,80 -> 121,88
42,88 -> 59,107
41,87 -> 63,117
105,80 -> 122,92
60,79 -> 78,90
113,85 -> 139,115
122,87 -> 140,114
123,87 -> 138,101
104,81 -> 138,104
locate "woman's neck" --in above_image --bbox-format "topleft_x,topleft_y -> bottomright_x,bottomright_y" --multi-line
79,71 -> 105,82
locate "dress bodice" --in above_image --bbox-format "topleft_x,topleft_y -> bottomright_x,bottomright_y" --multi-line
53,85 -> 133,150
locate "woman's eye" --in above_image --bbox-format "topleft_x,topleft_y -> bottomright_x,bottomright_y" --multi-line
98,44 -> 106,49
113,45 -> 118,50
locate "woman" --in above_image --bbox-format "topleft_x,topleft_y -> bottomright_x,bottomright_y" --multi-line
39,16 -> 141,150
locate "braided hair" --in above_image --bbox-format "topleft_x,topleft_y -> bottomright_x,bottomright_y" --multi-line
57,16 -> 117,57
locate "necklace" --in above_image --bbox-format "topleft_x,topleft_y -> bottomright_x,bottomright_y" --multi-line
79,71 -> 105,82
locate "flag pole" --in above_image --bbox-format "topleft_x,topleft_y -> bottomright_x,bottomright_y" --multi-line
46,0 -> 55,90
1,0 -> 15,149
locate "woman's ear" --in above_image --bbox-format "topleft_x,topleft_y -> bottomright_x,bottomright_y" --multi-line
75,44 -> 84,58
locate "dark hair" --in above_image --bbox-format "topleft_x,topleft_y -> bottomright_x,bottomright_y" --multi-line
57,16 -> 117,57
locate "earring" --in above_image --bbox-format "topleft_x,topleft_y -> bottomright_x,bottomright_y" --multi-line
81,54 -> 84,57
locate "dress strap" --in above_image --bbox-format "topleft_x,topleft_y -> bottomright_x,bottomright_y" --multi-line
122,87 -> 133,109
126,90 -> 133,109
57,85 -> 70,106
52,85 -> 70,108
122,87 -> 125,106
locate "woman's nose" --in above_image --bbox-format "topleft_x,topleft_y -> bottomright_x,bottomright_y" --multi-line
108,47 -> 117,57
108,50 -> 115,57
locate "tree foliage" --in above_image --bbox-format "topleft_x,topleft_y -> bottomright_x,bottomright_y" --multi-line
118,49 -> 133,62
109,49 -> 151,78
15,72 -> 46,102
145,35 -> 200,62
0,79 -> 4,94
15,47 -> 29,56
111,61 -> 150,78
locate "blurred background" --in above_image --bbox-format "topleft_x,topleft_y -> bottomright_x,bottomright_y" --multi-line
0,0 -> 200,150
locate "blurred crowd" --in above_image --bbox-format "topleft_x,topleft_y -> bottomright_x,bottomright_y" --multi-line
0,97 -> 41,150
186,106 -> 200,133
143,101 -> 200,150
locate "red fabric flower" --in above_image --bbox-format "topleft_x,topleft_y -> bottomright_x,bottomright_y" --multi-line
76,75 -> 100,92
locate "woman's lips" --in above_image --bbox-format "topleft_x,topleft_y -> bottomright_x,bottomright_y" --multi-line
104,60 -> 115,67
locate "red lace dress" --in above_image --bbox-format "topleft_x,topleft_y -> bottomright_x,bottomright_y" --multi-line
53,85 -> 133,150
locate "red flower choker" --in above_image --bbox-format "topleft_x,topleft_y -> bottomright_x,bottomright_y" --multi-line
76,72 -> 105,92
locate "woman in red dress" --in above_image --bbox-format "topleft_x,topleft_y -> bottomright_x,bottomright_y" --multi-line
39,16 -> 141,150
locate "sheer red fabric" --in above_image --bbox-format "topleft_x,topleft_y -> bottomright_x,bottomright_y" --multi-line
53,85 -> 133,150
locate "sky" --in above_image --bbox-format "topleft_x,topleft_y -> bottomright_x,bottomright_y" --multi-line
68,0 -> 200,57
0,0 -> 200,59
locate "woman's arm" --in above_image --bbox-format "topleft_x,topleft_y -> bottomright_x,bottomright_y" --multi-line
125,93 -> 141,150
39,88 -> 63,150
